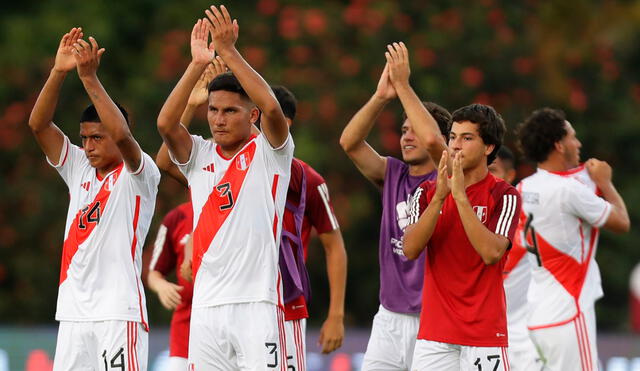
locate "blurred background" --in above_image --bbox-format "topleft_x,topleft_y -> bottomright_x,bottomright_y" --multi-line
1,0 -> 639,370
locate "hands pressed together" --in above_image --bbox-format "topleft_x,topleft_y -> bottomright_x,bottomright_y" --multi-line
434,150 -> 467,202
374,42 -> 410,101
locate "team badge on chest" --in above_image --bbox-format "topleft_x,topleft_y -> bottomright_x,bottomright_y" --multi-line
473,205 -> 488,223
235,152 -> 251,171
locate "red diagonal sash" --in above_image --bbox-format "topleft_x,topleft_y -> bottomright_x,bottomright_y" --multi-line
59,163 -> 124,284
192,139 -> 257,277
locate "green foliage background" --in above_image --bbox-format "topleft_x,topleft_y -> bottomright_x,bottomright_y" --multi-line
1,0 -> 639,331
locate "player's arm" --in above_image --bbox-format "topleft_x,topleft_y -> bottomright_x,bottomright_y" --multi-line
451,153 -> 518,265
317,228 -> 346,354
404,151 -> 448,259
157,19 -> 215,164
73,37 -> 142,171
586,159 -> 630,233
28,28 -> 84,162
179,234 -> 194,282
339,64 -> 397,186
206,6 -> 288,148
386,42 -> 447,164
157,61 -> 225,186
147,221 -> 184,310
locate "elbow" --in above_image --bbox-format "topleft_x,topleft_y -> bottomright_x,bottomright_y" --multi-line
481,249 -> 504,265
339,133 -> 355,153
402,241 -> 419,260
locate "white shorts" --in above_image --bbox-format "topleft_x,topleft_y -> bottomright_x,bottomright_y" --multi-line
361,305 -> 420,371
167,356 -> 188,371
507,337 -> 545,371
53,320 -> 148,371
188,302 -> 288,371
529,306 -> 598,371
284,318 -> 306,371
411,339 -> 510,371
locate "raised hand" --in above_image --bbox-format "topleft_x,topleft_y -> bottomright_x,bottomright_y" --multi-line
385,42 -> 410,87
53,27 -> 83,73
434,150 -> 451,201
73,36 -> 106,79
205,5 -> 238,53
374,63 -> 397,101
450,151 -> 467,201
585,158 -> 612,186
187,58 -> 226,107
191,18 -> 215,65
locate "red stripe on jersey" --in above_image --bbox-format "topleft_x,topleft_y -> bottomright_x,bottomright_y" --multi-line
59,164 -> 124,284
129,196 -> 149,332
503,210 -> 527,278
192,140 -> 257,277
271,174 -> 280,240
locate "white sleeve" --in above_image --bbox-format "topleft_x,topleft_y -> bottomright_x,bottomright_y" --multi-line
169,135 -> 208,179
46,135 -> 87,188
259,133 -> 294,173
564,179 -> 612,228
128,151 -> 161,197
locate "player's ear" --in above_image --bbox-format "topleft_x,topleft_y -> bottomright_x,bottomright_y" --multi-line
249,107 -> 260,126
484,143 -> 495,157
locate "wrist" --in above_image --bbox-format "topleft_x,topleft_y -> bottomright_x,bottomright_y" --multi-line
51,68 -> 69,76
371,94 -> 391,105
326,311 -> 344,320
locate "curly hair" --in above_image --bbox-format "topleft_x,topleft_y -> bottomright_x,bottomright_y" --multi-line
450,103 -> 505,164
516,108 -> 567,163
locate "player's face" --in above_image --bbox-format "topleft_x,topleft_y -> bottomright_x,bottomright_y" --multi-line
559,121 -> 581,168
400,119 -> 430,165
448,121 -> 494,171
79,122 -> 122,169
488,157 -> 516,184
207,91 -> 257,149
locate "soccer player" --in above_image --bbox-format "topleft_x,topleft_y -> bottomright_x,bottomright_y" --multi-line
271,86 -> 347,370
516,108 -> 630,371
340,42 -> 450,370
404,103 -> 521,370
490,146 -> 544,370
156,6 -> 292,369
28,28 -> 160,370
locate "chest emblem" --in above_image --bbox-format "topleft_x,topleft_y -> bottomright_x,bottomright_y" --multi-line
235,152 -> 251,171
473,205 -> 488,223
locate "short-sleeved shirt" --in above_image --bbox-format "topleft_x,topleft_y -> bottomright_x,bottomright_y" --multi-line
379,157 -> 436,314
49,135 -> 160,328
411,172 -> 521,347
519,166 -> 611,329
502,197 -> 533,346
282,159 -> 340,320
171,133 -> 294,309
149,202 -> 194,358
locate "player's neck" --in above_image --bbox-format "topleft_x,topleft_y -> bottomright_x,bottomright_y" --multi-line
463,163 -> 488,187
408,160 -> 436,177
537,154 -> 569,173
218,137 -> 251,159
96,160 -> 122,179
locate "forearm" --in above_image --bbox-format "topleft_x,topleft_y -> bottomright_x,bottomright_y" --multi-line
455,197 -> 508,264
403,198 -> 443,259
158,62 -> 207,136
29,69 -> 67,132
599,181 -> 630,232
394,84 -> 446,161
80,75 -> 130,142
322,234 -> 347,318
339,96 -> 388,152
180,103 -> 199,127
147,270 -> 168,293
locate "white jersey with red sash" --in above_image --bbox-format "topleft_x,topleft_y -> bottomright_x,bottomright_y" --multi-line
520,165 -> 611,329
173,133 -> 294,309
48,135 -> 160,327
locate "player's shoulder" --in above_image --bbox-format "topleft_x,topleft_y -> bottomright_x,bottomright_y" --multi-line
163,202 -> 192,226
490,174 -> 519,196
296,158 -> 326,185
417,178 -> 437,192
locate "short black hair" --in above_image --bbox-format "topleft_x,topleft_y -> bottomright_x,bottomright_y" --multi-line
208,72 -> 251,102
516,108 -> 567,163
271,85 -> 297,120
450,103 -> 506,164
80,102 -> 130,127
495,145 -> 515,170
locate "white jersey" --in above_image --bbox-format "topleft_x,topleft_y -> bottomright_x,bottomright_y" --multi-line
48,135 -> 160,327
173,133 -> 294,309
520,165 -> 611,329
